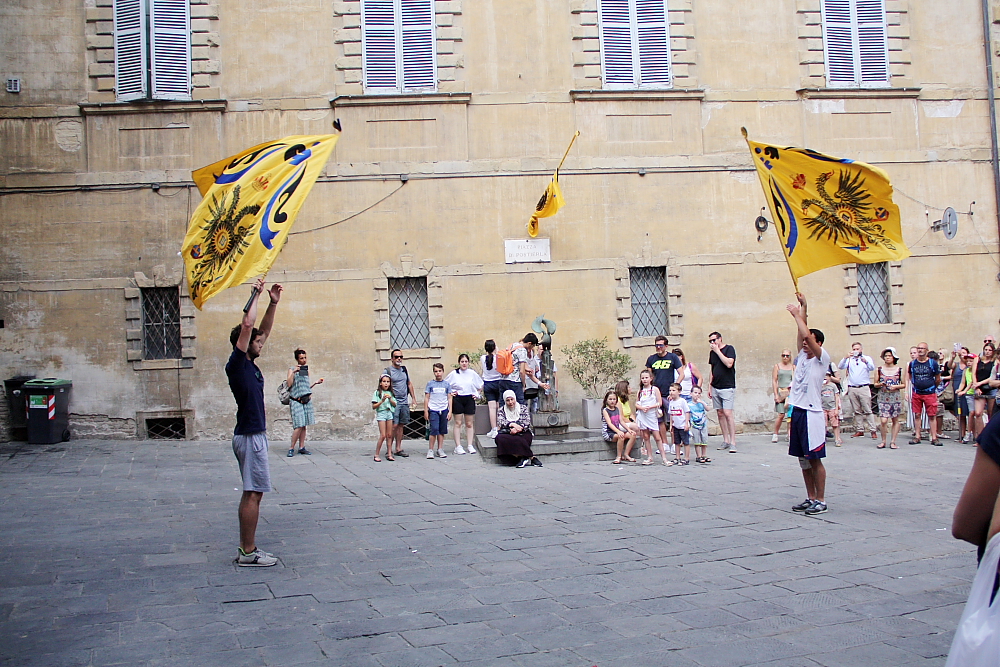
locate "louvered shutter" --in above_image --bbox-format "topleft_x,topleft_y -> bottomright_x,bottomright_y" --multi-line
150,0 -> 191,100
362,0 -> 399,93
855,0 -> 888,87
821,0 -> 857,88
599,0 -> 636,88
114,0 -> 148,101
635,0 -> 671,88
400,0 -> 436,91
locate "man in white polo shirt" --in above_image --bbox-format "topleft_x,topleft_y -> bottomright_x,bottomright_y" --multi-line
838,342 -> 878,440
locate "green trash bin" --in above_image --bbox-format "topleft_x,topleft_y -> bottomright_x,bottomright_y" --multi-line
23,378 -> 72,444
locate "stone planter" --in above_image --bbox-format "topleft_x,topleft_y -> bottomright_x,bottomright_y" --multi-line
474,403 -> 493,435
582,398 -> 604,429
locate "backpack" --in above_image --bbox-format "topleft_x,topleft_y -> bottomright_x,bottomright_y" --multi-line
495,343 -> 523,376
277,380 -> 291,405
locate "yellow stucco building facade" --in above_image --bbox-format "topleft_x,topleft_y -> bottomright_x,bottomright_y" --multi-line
1,0 -> 998,440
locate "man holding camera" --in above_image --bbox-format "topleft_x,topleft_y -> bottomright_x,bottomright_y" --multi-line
838,342 -> 878,440
286,349 -> 324,457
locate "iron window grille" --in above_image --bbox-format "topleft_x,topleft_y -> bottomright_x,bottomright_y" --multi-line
856,262 -> 891,325
388,277 -> 430,349
145,417 -> 186,439
630,266 -> 668,338
141,286 -> 182,360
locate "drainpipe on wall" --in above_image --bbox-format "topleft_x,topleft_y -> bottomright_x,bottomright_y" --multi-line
982,0 -> 1000,278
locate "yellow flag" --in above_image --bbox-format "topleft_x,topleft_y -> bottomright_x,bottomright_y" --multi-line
744,130 -> 909,286
181,134 -> 339,309
527,174 -> 565,238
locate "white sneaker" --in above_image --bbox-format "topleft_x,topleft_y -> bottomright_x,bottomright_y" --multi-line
771,434 -> 779,443
669,446 -> 676,455
436,449 -> 447,458
454,445 -> 466,455
487,428 -> 498,438
237,548 -> 277,567
427,450 -> 435,459
466,444 -> 477,454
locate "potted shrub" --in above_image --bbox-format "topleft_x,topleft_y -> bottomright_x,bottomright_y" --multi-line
561,337 -> 635,429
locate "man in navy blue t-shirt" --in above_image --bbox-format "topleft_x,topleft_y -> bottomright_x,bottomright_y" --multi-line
225,277 -> 282,567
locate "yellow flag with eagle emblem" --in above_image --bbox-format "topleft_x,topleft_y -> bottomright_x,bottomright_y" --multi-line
743,129 -> 909,287
181,134 -> 339,309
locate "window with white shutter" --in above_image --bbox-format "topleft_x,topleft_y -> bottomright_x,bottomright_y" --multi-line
113,0 -> 191,102
821,0 -> 889,89
362,0 -> 437,94
598,0 -> 672,90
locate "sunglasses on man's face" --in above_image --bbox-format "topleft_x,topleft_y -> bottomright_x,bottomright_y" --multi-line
392,356 -> 403,360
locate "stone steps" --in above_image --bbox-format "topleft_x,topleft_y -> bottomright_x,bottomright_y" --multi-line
475,427 -> 618,464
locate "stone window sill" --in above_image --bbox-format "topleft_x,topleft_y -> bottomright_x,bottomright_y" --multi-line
80,100 -> 228,116
130,359 -> 195,371
846,323 -> 904,335
797,88 -> 921,100
571,89 -> 705,102
377,348 -> 443,362
331,93 -> 471,108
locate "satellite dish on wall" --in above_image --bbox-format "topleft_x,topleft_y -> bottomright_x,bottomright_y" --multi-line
932,207 -> 959,240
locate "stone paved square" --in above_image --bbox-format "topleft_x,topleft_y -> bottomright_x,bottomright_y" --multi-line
0,433 -> 977,666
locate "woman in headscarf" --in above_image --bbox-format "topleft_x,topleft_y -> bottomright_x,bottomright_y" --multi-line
495,390 -> 540,468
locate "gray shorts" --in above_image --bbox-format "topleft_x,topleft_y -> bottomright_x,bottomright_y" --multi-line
690,424 -> 709,445
232,432 -> 271,493
392,401 -> 410,426
712,387 -> 735,411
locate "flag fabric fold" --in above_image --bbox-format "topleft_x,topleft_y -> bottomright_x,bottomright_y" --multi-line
181,134 -> 339,309
528,175 -> 565,238
744,130 -> 910,286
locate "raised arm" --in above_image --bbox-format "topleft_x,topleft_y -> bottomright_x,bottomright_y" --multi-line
255,282 -> 282,345
236,277 -> 265,353
788,293 -> 821,359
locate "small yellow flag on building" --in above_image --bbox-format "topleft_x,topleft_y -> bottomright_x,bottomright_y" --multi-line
527,131 -> 579,238
528,175 -> 565,238
181,134 -> 339,309
743,129 -> 909,287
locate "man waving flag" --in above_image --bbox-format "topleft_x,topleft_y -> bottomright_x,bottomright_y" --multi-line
743,128 -> 909,288
181,133 -> 339,309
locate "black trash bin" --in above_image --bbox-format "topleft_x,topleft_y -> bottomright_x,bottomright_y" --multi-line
22,378 -> 72,444
4,375 -> 36,441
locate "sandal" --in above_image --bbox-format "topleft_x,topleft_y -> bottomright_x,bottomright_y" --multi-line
876,443 -> 886,449
908,438 -> 921,445
374,456 -> 381,462
641,458 -> 653,466
889,443 -> 898,449
701,457 -> 712,463
612,458 -> 621,464
665,459 -> 679,467
623,456 -> 636,463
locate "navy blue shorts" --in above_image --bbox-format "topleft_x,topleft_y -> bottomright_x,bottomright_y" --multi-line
483,381 -> 502,403
789,406 -> 826,460
671,426 -> 690,446
428,409 -> 449,436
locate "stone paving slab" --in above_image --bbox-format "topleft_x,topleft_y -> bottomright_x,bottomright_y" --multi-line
0,433 -> 981,666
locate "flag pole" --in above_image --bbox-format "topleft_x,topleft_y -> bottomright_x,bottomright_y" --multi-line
555,131 -> 581,175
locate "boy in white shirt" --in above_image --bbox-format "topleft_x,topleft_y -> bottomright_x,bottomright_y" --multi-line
786,293 -> 830,515
667,383 -> 691,466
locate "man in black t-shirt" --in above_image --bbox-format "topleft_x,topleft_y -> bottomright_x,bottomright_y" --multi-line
707,331 -> 738,452
225,277 -> 282,567
645,336 -> 685,448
